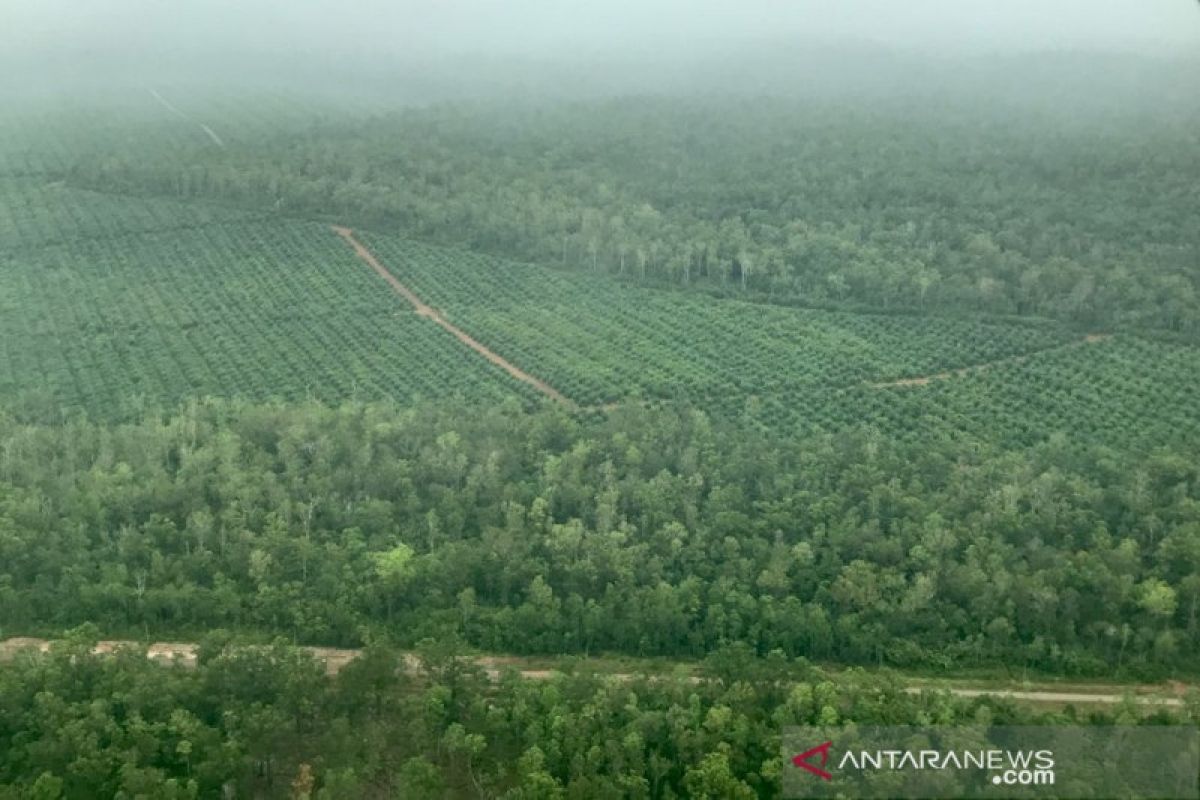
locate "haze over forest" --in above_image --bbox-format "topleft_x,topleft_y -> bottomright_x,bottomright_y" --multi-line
5,0 -> 1199,93
9,0 -> 1200,54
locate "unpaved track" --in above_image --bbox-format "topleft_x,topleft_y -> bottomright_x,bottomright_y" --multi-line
1,637 -> 1187,707
147,88 -> 226,148
870,333 -> 1113,389
906,687 -> 1182,707
333,226 -> 573,407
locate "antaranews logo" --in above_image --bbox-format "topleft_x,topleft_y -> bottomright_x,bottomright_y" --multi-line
789,739 -> 1054,786
781,725 -> 1200,799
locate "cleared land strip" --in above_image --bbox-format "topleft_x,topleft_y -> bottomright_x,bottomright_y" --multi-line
906,687 -> 1181,707
332,225 -> 574,407
0,638 -> 1187,708
869,333 -> 1112,389
147,88 -> 226,148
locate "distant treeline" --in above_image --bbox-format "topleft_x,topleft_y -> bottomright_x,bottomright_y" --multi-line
70,95 -> 1200,333
1,399 -> 1197,677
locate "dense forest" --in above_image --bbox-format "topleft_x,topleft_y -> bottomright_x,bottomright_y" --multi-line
2,627 -> 1194,799
4,39 -> 1200,797
2,399 -> 1197,677
71,94 -> 1200,333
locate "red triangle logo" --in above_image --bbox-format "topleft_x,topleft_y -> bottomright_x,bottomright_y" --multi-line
792,740 -> 833,781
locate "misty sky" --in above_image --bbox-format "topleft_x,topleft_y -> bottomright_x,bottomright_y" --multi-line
8,0 -> 1199,60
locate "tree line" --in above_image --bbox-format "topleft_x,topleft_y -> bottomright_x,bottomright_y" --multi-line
69,95 -> 1200,334
2,398 -> 1197,677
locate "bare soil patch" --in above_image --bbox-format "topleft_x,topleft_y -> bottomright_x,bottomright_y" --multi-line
906,687 -> 1183,708
1,636 -> 1187,707
333,226 -> 573,407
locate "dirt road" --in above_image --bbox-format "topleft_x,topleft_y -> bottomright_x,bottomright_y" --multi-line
870,333 -> 1113,389
906,687 -> 1183,707
147,88 -> 226,148
2,637 -> 1187,707
333,226 -> 573,407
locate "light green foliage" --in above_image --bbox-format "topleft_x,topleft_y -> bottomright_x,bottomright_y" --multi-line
1139,579 -> 1178,619
372,543 -> 415,582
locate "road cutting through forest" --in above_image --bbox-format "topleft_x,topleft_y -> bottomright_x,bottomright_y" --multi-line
0,637 -> 1188,708
869,333 -> 1113,388
333,226 -> 574,407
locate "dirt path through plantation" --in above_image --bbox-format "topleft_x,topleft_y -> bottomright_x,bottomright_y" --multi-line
870,333 -> 1113,389
147,88 -> 226,148
332,226 -> 573,407
1,637 -> 1189,707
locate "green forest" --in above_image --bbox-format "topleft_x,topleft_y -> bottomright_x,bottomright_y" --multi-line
72,95 -> 1200,334
2,399 -> 1197,674
11,627 -> 1191,800
2,31 -> 1200,800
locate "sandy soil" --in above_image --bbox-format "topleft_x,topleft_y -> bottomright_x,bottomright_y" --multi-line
2,636 -> 1188,707
906,687 -> 1183,707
